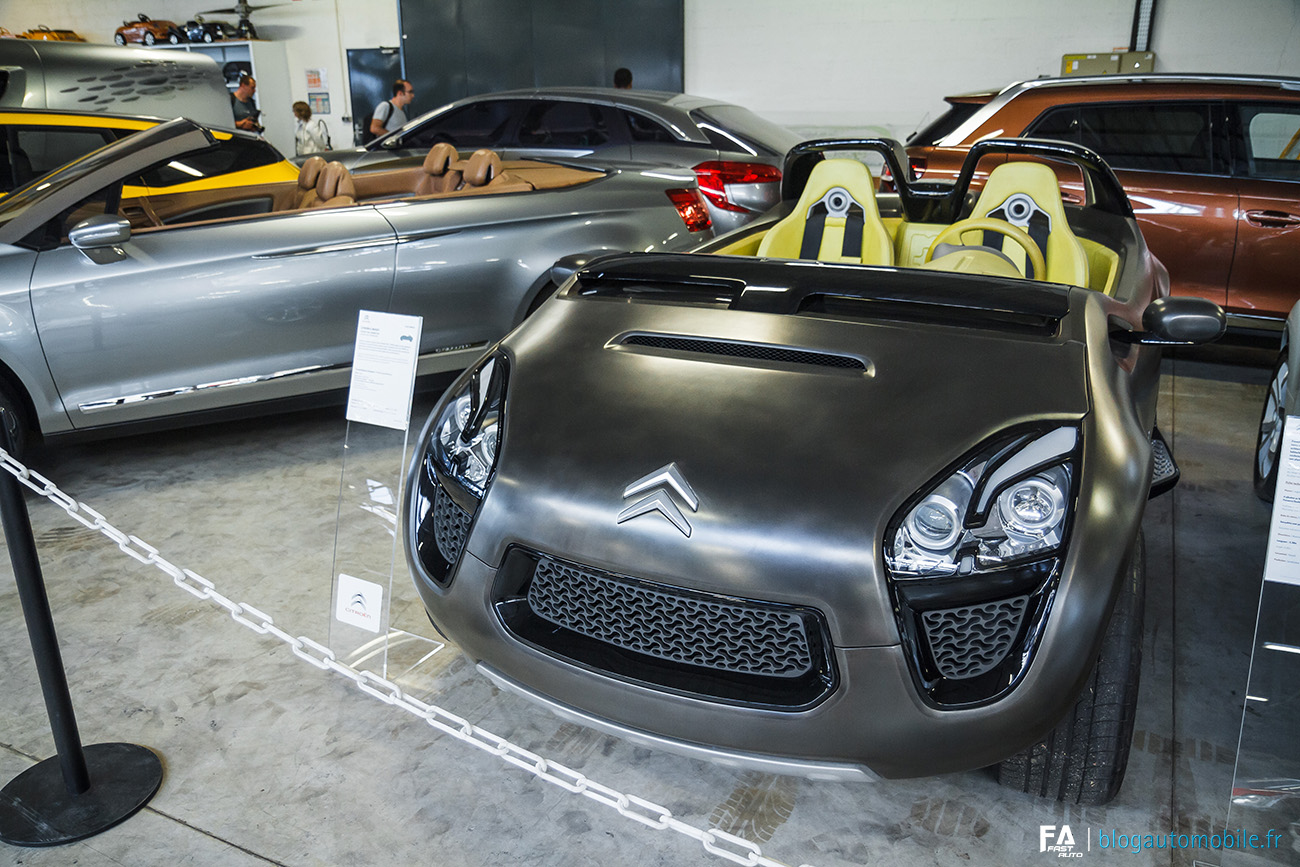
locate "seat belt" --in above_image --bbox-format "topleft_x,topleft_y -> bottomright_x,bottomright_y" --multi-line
986,194 -> 1052,279
800,188 -> 866,260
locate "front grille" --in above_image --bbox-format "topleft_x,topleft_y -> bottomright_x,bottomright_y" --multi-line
493,549 -> 836,709
527,556 -> 813,676
921,596 -> 1029,680
433,484 -> 472,565
621,334 -> 866,371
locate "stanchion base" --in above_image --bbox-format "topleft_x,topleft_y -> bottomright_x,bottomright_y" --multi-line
0,742 -> 162,847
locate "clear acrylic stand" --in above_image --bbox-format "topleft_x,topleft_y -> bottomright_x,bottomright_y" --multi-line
326,312 -> 445,690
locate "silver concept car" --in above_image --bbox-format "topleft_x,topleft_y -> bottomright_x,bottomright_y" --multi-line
404,138 -> 1225,804
0,118 -> 711,449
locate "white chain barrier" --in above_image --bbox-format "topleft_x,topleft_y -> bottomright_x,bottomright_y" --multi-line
0,449 -> 817,867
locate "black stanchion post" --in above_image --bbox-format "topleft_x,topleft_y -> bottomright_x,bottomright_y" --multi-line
0,409 -> 164,846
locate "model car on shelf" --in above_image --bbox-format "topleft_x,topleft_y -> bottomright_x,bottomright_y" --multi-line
403,137 -> 1225,805
906,74 -> 1300,329
0,119 -> 710,452
182,17 -> 237,43
14,25 -> 86,42
114,14 -> 185,46
313,87 -> 802,233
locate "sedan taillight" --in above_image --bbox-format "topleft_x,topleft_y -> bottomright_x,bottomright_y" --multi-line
692,161 -> 782,213
666,189 -> 712,232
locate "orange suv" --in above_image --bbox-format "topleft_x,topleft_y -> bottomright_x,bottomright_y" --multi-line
907,74 -> 1300,328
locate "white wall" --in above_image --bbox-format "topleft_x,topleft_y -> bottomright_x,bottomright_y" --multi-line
0,0 -> 401,150
3,0 -> 1298,145
684,0 -> 1300,139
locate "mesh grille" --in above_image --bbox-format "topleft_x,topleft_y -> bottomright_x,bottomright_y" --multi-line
433,484 -> 472,565
922,596 -> 1029,680
1151,435 -> 1176,486
622,334 -> 866,370
526,557 -> 814,676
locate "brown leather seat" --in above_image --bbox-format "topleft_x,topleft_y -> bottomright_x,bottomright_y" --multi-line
458,148 -> 503,187
311,161 -> 356,208
415,143 -> 462,195
293,155 -> 326,209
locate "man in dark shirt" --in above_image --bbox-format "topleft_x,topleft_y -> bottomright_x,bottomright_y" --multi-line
231,74 -> 263,133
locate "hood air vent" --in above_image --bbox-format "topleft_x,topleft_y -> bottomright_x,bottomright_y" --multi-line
618,333 -> 868,371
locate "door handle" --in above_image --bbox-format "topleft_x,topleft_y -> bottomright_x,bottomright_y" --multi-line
1061,192 -> 1084,205
1245,209 -> 1300,228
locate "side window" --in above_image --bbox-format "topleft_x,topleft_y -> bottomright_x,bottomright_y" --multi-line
1235,103 -> 1300,181
1027,102 -> 1216,174
518,101 -> 609,148
0,126 -> 117,192
404,101 -> 517,149
622,110 -> 676,143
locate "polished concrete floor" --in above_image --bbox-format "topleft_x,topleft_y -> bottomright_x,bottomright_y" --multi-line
0,344 -> 1290,867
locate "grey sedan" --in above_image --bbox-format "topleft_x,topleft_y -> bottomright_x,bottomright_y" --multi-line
0,118 -> 712,450
316,87 -> 802,233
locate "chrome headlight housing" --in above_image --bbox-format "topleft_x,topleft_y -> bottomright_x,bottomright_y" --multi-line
887,426 -> 1077,578
432,355 -> 506,500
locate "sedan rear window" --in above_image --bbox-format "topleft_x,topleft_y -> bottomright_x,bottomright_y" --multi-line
691,106 -> 800,158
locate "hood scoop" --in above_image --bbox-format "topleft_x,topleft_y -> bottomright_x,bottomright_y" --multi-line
614,332 -> 871,374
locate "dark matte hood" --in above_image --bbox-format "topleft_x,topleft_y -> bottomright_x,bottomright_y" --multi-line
466,264 -> 1092,646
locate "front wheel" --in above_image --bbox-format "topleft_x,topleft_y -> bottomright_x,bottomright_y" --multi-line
996,533 -> 1144,805
168,32 -> 180,44
0,385 -> 30,460
1255,353 -> 1288,501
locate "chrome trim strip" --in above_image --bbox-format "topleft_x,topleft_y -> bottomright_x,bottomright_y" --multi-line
1226,312 -> 1284,332
477,663 -> 879,783
78,343 -> 490,413
78,363 -> 344,412
252,237 -> 397,259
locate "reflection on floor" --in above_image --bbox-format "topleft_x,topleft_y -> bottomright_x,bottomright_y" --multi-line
0,344 -> 1289,867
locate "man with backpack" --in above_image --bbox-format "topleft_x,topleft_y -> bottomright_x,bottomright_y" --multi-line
367,79 -> 414,142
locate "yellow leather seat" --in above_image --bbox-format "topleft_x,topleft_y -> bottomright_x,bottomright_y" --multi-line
959,161 -> 1089,286
757,159 -> 893,265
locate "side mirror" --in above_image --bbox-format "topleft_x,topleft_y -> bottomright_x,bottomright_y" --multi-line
1113,296 -> 1226,346
69,215 -> 130,264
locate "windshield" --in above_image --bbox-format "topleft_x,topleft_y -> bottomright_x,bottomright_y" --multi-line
0,119 -> 208,221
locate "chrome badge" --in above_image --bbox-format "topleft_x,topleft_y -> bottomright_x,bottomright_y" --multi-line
617,462 -> 699,537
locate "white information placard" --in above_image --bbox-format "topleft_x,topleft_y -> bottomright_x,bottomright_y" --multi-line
1264,416 -> 1300,586
335,572 -> 384,633
345,310 -> 422,431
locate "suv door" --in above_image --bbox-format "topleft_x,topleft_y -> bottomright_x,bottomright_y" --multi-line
1227,101 -> 1300,319
1027,101 -> 1236,307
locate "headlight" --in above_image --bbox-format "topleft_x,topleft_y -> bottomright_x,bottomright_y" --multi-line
887,427 -> 1077,578
431,355 -> 506,500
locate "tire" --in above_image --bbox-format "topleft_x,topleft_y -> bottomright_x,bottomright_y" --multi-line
1255,353 -> 1287,501
996,533 -> 1144,805
144,32 -> 155,46
114,33 -> 125,45
0,385 -> 30,461
203,32 -> 214,43
168,33 -> 180,44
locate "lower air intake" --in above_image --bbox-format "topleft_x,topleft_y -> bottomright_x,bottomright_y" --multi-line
922,596 -> 1029,680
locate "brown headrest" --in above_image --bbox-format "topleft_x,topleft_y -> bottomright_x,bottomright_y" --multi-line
316,161 -> 354,201
298,155 -> 326,190
423,142 -> 458,176
461,149 -> 501,186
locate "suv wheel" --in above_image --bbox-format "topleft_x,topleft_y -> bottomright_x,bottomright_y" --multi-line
1256,353 -> 1288,501
996,533 -> 1144,805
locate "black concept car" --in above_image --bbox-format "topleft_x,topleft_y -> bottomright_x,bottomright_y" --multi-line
403,138 -> 1226,804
